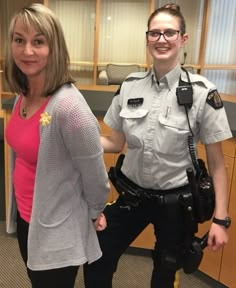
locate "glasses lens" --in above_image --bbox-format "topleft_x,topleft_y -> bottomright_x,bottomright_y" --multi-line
147,31 -> 160,41
163,30 -> 179,41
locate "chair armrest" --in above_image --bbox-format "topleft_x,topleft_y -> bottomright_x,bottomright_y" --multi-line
97,70 -> 108,85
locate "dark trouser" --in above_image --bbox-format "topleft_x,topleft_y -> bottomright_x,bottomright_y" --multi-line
84,188 -> 195,288
16,212 -> 79,288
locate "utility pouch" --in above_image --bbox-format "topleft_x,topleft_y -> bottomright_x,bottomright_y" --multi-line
187,160 -> 215,224
196,159 -> 215,223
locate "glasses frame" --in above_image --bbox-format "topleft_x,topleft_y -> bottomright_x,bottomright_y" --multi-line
146,29 -> 181,42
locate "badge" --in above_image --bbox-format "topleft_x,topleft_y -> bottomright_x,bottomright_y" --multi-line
206,90 -> 223,109
127,98 -> 144,107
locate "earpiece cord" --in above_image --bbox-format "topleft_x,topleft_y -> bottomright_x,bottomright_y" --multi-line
183,105 -> 200,173
181,68 -> 201,175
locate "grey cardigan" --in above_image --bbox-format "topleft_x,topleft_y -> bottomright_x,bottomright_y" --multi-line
7,84 -> 110,270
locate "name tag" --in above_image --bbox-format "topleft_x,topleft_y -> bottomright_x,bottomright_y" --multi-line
127,98 -> 144,107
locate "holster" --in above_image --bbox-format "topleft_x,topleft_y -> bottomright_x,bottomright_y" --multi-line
180,232 -> 208,274
162,164 -> 212,274
108,154 -> 141,207
169,164 -> 213,273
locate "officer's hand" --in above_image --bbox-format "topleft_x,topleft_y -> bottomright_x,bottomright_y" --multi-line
207,223 -> 229,251
93,213 -> 107,231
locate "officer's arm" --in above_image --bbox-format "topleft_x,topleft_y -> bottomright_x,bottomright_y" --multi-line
101,129 -> 126,153
206,141 -> 229,251
205,142 -> 228,220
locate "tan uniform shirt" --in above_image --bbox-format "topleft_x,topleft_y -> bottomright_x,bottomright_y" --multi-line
104,64 -> 232,190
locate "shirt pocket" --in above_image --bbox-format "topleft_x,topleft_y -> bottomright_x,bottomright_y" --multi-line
157,114 -> 192,156
120,108 -> 149,147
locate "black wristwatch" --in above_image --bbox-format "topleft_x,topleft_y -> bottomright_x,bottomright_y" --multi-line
213,216 -> 231,229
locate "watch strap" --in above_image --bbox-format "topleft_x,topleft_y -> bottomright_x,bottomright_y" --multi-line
213,217 -> 231,228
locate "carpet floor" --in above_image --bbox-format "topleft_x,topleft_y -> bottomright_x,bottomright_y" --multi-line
0,221 -> 228,288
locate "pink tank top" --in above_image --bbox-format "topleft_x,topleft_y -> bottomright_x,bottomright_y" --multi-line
5,95 -> 50,223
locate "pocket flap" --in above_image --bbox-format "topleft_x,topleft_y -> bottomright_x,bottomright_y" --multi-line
159,114 -> 190,130
120,108 -> 148,119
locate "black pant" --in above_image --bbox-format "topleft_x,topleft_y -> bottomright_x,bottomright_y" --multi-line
84,189 -> 196,288
16,212 -> 79,288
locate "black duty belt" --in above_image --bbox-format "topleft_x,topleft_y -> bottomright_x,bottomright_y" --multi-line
118,168 -> 189,198
108,163 -> 190,209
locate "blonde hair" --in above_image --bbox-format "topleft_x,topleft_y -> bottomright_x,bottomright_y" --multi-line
5,3 -> 74,96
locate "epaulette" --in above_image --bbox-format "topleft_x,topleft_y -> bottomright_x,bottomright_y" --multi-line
114,86 -> 121,97
181,72 -> 208,88
113,70 -> 151,97
124,70 -> 151,82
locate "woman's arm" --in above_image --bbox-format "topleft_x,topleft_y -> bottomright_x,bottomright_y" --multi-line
101,129 -> 126,153
205,142 -> 229,251
62,100 -> 110,220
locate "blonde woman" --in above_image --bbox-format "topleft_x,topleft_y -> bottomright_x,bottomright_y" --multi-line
5,4 -> 110,288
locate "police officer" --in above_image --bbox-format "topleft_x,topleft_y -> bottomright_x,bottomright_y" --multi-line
84,3 -> 232,288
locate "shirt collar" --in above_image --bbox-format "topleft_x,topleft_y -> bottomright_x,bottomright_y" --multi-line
151,64 -> 182,89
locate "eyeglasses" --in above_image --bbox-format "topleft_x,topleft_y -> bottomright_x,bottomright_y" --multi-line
146,29 -> 180,42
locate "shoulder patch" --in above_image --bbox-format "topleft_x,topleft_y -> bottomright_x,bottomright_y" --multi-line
206,90 -> 223,109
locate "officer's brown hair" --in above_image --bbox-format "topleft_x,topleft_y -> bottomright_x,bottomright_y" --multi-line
147,3 -> 186,35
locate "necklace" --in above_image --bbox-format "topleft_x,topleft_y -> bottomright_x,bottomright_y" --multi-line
22,106 -> 27,118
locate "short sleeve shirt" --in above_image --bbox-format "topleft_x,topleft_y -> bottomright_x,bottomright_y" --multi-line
104,64 -> 232,189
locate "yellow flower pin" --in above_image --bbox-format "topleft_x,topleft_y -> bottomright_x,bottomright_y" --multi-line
39,112 -> 51,126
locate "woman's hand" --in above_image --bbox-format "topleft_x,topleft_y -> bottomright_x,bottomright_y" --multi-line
207,223 -> 229,251
93,213 -> 107,231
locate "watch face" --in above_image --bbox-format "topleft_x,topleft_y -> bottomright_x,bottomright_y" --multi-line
226,217 -> 231,228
